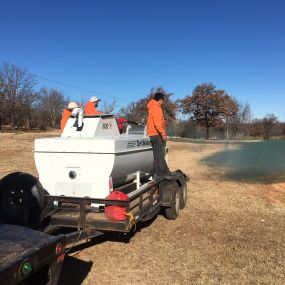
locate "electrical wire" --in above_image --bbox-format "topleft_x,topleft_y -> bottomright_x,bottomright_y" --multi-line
35,75 -> 133,104
0,59 -> 132,104
36,75 -> 115,99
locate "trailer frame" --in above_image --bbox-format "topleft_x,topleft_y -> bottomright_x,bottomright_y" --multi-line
38,169 -> 188,245
0,170 -> 188,284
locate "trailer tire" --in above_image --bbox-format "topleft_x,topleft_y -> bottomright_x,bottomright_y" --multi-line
180,182 -> 187,209
0,172 -> 45,228
164,188 -> 180,220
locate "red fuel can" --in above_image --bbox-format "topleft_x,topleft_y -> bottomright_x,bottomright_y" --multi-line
105,191 -> 129,221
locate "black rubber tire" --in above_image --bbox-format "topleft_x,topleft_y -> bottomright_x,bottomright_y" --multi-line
180,182 -> 187,209
164,188 -> 180,220
0,172 -> 45,228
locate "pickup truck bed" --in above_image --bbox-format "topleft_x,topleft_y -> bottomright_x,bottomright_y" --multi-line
0,224 -> 65,285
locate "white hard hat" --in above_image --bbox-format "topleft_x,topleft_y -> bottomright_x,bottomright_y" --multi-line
67,102 -> 78,109
89,96 -> 101,102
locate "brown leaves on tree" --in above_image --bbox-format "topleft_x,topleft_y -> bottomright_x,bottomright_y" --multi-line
119,87 -> 178,125
178,83 -> 238,139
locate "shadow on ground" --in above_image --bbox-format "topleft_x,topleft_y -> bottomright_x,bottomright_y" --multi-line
57,216 -> 157,284
66,215 -> 157,252
58,255 -> 93,285
202,140 -> 285,183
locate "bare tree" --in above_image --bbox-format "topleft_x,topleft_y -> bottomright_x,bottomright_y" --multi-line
0,71 -> 5,129
37,88 -> 67,128
250,118 -> 263,137
0,63 -> 37,129
230,101 -> 252,138
262,114 -> 278,139
239,102 -> 252,137
119,87 -> 177,125
101,99 -> 117,113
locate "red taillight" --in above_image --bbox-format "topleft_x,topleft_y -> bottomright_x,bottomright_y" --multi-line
55,243 -> 63,255
57,253 -> 65,263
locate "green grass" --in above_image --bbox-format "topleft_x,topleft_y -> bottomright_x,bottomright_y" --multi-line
202,140 -> 285,183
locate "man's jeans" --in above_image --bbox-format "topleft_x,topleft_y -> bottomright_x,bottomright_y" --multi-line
150,135 -> 169,176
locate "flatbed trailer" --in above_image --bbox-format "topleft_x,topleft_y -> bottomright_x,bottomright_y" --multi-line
0,116 -> 190,284
41,169 -> 189,242
0,169 -> 188,239
0,170 -> 189,284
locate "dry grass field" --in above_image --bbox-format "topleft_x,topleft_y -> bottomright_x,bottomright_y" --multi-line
0,131 -> 284,285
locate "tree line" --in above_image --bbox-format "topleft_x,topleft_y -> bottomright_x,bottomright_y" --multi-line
119,84 -> 283,140
0,63 -> 67,130
0,62 -> 283,139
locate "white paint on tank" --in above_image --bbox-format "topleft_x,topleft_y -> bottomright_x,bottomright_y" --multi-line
34,115 -> 154,200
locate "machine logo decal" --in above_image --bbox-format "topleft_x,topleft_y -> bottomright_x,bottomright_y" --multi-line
127,139 -> 151,148
102,122 -> 113,129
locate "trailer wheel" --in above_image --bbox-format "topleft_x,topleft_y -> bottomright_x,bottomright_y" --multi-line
180,182 -> 187,209
164,188 -> 180,220
0,172 -> 45,228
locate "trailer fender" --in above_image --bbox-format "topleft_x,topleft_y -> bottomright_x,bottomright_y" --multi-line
159,180 -> 180,206
175,169 -> 189,186
159,180 -> 181,220
0,172 -> 46,228
175,170 -> 189,209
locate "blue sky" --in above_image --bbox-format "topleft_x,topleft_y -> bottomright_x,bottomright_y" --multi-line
1,0 -> 285,120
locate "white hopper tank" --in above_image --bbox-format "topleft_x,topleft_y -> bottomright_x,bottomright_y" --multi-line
34,115 -> 154,202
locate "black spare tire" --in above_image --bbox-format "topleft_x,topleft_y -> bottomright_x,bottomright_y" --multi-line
0,172 -> 45,228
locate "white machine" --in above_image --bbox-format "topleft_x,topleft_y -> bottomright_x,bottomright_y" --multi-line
34,114 -> 154,205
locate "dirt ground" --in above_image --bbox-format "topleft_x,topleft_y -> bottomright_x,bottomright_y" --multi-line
0,131 -> 284,285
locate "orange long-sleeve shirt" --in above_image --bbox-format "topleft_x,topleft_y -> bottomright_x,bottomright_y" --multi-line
84,102 -> 103,115
60,109 -> 72,132
147,99 -> 166,137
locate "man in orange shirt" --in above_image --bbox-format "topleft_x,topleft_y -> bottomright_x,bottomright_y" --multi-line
147,92 -> 175,180
60,102 -> 78,132
84,96 -> 103,115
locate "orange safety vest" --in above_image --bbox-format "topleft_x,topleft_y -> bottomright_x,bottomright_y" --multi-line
60,109 -> 72,132
84,102 -> 103,115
